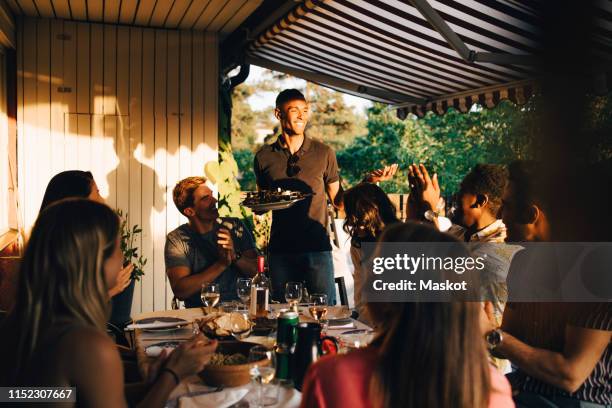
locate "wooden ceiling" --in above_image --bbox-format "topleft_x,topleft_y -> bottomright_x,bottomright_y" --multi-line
4,0 -> 262,33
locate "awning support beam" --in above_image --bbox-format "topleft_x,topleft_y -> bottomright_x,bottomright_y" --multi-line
409,0 -> 537,66
246,55 -> 428,105
410,0 -> 473,61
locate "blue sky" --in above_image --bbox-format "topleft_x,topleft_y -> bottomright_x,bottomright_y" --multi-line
244,65 -> 373,118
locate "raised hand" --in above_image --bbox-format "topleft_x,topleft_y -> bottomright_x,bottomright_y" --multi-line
108,263 -> 134,298
364,163 -> 399,183
408,164 -> 441,212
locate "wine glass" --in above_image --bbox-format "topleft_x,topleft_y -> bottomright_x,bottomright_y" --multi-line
201,282 -> 220,314
248,346 -> 277,407
229,311 -> 252,340
236,278 -> 252,311
301,282 -> 309,304
308,293 -> 328,326
284,282 -> 302,310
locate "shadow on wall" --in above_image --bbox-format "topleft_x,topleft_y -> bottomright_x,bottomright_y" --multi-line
17,18 -> 219,312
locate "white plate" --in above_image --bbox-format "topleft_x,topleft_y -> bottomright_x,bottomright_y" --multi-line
133,317 -> 190,332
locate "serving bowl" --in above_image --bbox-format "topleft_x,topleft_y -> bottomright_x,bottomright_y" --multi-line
199,341 -> 270,387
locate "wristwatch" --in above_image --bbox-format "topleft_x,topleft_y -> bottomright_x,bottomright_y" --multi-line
424,209 -> 439,221
485,328 -> 504,350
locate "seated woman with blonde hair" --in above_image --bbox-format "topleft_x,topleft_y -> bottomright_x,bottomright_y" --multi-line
0,199 -> 217,407
300,222 -> 514,408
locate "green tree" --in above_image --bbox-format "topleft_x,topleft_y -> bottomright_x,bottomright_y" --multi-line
234,148 -> 257,191
231,83 -> 258,150
338,100 -> 537,195
305,84 -> 366,150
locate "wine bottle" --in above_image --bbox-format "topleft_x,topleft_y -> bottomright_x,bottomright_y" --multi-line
250,255 -> 270,318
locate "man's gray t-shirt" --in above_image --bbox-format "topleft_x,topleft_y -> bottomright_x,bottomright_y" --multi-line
164,217 -> 256,308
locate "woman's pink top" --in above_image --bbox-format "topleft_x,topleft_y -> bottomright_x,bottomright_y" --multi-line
300,348 -> 514,408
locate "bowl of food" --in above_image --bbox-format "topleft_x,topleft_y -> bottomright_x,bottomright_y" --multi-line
199,341 -> 270,387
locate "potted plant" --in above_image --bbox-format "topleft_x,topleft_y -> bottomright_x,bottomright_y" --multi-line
110,209 -> 147,329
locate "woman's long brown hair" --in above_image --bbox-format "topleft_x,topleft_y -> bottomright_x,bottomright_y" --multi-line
367,222 -> 491,408
0,199 -> 119,385
343,183 -> 399,245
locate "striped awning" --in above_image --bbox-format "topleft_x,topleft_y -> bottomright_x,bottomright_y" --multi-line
246,0 -> 612,117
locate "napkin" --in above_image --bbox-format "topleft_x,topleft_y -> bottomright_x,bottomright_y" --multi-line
178,387 -> 249,408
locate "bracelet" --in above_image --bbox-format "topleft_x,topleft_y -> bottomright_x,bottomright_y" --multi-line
161,367 -> 180,385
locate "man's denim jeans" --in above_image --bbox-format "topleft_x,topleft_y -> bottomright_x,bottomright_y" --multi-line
269,251 -> 336,305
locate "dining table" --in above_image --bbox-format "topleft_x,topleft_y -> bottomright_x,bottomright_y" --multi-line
128,304 -> 373,408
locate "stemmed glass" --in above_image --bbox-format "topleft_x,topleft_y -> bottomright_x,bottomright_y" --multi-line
248,346 -> 277,407
284,282 -> 302,310
308,293 -> 328,326
229,312 -> 252,340
200,282 -> 220,314
236,278 -> 252,311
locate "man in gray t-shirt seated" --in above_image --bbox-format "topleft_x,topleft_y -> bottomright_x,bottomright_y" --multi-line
165,176 -> 258,308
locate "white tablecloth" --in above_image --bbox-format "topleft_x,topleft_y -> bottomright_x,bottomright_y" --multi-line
165,378 -> 301,408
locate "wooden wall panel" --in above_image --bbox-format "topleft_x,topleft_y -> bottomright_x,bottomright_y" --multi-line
203,31 -> 218,167
21,18 -> 36,227
191,31 -> 205,175
75,22 -> 90,168
36,19 -> 51,218
116,25 -> 130,221
17,17 -> 220,313
166,30 -> 180,310
179,30 -> 192,179
128,27 -> 143,313
140,28 -> 155,313
50,20 -> 65,175
16,16 -> 24,232
153,29 -> 167,312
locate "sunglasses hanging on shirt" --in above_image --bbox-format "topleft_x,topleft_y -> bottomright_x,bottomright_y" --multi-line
287,154 -> 301,177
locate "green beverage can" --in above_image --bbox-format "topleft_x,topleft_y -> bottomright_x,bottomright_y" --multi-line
276,310 -> 299,380
275,344 -> 292,381
277,310 -> 299,347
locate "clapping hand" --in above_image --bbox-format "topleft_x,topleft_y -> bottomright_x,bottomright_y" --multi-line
364,163 -> 399,183
108,263 -> 134,298
408,164 -> 441,213
217,228 -> 236,266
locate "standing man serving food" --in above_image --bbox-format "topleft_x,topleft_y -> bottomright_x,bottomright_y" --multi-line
254,89 -> 396,304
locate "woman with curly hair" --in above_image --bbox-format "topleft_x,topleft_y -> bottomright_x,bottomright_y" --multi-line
343,183 -> 399,322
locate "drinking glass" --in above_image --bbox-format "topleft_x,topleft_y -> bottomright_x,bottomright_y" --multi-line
229,311 -> 252,340
236,278 -> 252,311
248,346 -> 278,407
200,282 -> 220,314
309,293 -> 329,326
284,282 -> 302,309
301,283 -> 309,304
